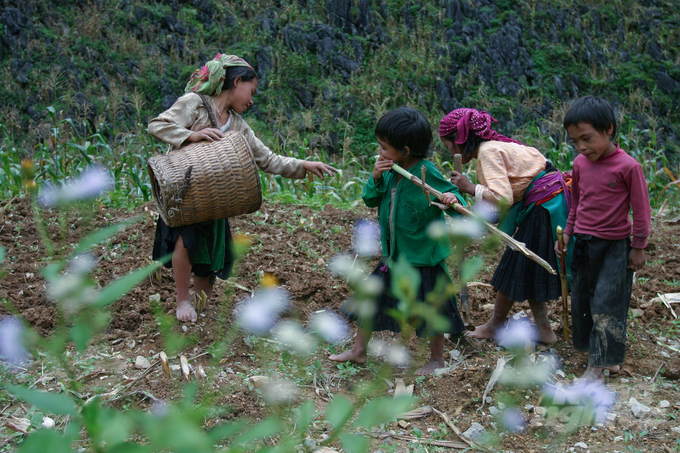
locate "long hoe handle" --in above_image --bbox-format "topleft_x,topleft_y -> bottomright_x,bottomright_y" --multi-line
389,162 -> 556,275
556,226 -> 570,342
454,155 -> 474,330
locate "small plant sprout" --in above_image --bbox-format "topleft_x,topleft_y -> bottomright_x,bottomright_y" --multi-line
38,165 -> 114,207
352,219 -> 380,257
0,317 -> 29,366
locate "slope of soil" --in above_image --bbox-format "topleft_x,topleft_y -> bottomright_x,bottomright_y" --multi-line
1,196 -> 679,452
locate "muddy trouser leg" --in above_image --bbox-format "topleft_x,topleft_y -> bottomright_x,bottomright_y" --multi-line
571,235 -> 633,367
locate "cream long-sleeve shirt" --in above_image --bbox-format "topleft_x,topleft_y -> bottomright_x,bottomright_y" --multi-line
148,93 -> 306,179
475,140 -> 547,205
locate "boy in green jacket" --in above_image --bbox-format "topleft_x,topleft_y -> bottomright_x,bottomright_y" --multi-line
330,107 -> 467,375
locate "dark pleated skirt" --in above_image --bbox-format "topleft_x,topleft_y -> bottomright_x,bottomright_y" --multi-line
152,217 -> 234,281
340,262 -> 466,338
490,205 -> 561,303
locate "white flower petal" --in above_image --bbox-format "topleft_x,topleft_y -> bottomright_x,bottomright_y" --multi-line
236,288 -> 290,334
262,379 -> 299,405
0,317 -> 28,366
353,220 -> 380,257
495,319 -> 537,349
274,321 -> 317,355
447,217 -> 485,239
309,311 -> 349,344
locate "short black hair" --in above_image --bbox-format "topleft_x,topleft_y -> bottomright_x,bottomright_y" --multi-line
375,107 -> 432,158
563,95 -> 617,137
224,65 -> 257,90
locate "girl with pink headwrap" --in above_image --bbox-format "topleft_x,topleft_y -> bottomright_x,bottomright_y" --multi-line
438,108 -> 571,344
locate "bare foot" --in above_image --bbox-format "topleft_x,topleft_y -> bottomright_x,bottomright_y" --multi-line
415,359 -> 445,376
536,325 -> 558,344
177,300 -> 197,323
329,349 -> 367,364
466,322 -> 499,340
577,366 -> 605,384
606,365 -> 621,374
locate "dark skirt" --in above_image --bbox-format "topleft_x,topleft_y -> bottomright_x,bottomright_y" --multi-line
490,205 -> 561,303
152,217 -> 234,281
340,262 -> 466,338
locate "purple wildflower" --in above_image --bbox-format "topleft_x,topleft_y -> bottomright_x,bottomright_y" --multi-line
353,220 -> 380,257
0,317 -> 29,366
495,318 -> 538,349
236,288 -> 290,335
309,310 -> 349,344
39,165 -> 114,207
501,407 -> 526,432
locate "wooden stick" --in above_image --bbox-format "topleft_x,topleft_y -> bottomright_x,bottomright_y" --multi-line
556,226 -> 570,341
454,154 -> 474,330
390,162 -> 556,275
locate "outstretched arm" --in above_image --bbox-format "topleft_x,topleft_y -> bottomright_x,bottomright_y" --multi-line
303,161 -> 338,180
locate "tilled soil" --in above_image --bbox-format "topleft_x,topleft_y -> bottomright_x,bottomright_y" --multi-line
1,196 -> 679,452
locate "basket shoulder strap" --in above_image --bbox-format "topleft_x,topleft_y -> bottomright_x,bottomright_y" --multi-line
198,94 -> 219,129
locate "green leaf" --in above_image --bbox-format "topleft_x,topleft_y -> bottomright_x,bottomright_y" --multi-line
340,433 -> 368,453
152,301 -> 188,355
18,430 -> 73,453
325,396 -> 353,430
81,402 -> 134,448
0,246 -> 5,264
71,217 -> 141,257
107,444 -> 153,453
461,256 -> 484,284
207,420 -> 247,442
92,258 -> 167,308
390,256 -> 420,304
70,322 -> 92,352
353,396 -> 414,428
233,418 -> 284,446
292,400 -> 316,431
6,385 -> 78,416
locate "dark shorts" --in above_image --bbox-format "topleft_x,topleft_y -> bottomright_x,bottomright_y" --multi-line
570,235 -> 633,367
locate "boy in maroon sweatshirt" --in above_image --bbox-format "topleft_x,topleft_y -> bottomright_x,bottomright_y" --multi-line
556,95 -> 651,383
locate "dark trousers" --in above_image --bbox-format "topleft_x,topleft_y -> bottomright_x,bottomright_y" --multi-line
571,235 -> 633,367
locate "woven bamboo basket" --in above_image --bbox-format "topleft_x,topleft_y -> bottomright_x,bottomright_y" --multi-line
147,131 -> 262,227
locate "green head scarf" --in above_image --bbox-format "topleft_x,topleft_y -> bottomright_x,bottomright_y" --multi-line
184,53 -> 254,96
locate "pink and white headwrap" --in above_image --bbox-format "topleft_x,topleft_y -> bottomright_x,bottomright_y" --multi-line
439,108 -> 523,145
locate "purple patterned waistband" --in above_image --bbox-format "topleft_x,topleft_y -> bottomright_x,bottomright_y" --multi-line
522,171 -> 571,212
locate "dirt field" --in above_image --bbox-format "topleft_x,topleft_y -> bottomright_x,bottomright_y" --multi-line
1,196 -> 679,452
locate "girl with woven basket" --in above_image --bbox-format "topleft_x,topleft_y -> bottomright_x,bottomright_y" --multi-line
148,53 -> 337,322
438,108 -> 570,344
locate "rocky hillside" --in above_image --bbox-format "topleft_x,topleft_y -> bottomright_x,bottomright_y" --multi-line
1,0 -> 678,157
